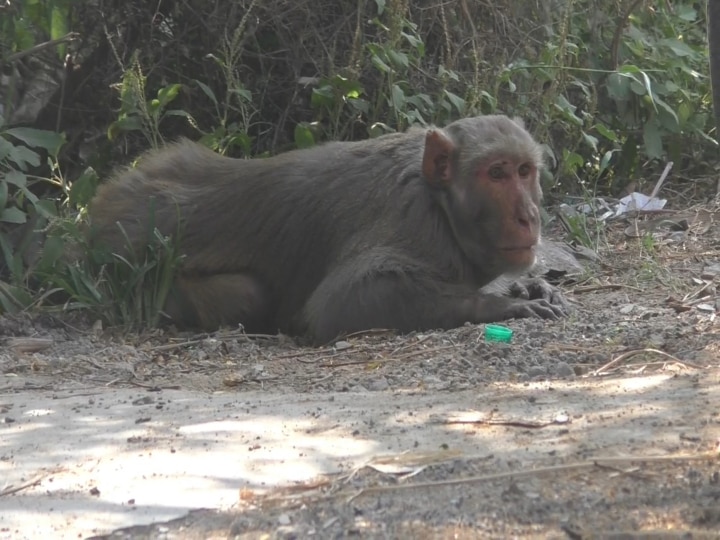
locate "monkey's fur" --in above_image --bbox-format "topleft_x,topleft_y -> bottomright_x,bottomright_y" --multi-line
90,115 -> 568,343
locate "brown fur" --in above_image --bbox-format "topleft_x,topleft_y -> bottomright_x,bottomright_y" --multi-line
90,115 -> 566,343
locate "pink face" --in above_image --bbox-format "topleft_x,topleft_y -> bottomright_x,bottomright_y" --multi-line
476,156 -> 541,269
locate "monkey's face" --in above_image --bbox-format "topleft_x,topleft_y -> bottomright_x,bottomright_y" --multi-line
450,153 -> 542,275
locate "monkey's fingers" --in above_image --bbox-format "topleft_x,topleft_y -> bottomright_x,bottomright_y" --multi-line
509,298 -> 566,320
529,298 -> 566,319
535,286 -> 571,313
549,290 -> 572,312
508,280 -> 532,300
509,278 -> 570,311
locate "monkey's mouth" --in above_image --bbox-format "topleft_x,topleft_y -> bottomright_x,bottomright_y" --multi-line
498,246 -> 537,267
498,245 -> 536,253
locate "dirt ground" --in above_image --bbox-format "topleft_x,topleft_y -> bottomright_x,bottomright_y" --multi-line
2,203 -> 720,539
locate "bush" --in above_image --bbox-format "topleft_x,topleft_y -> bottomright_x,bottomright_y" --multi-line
0,0 -> 715,326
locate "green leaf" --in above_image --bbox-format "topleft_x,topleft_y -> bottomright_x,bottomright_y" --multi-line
371,54 -> 391,73
4,170 -> 28,188
0,206 -> 28,224
676,5 -> 697,22
0,181 -> 6,210
13,19 -> 36,52
226,132 -> 253,155
479,90 -> 497,112
331,75 -> 363,99
108,116 -> 144,140
402,31 -> 423,52
406,94 -> 431,112
438,65 -> 459,82
39,234 -> 66,271
387,49 -> 409,69
157,83 -> 182,107
0,233 -> 16,280
0,282 -> 33,313
620,69 -> 654,104
444,91 -> 466,115
347,98 -> 369,114
0,136 -> 14,161
19,185 -> 39,205
654,97 -> 679,132
642,119 -> 663,159
311,85 -> 334,109
4,127 -> 65,155
293,123 -> 315,149
34,199 -> 57,219
554,95 -> 582,126
7,144 -> 40,170
229,88 -> 252,102
606,73 -> 630,101
562,150 -> 584,174
368,122 -> 394,138
374,0 -> 385,15
582,132 -> 599,151
50,4 -> 69,59
195,79 -> 218,106
163,109 -> 196,126
594,124 -> 617,142
628,79 -> 647,96
390,84 -> 406,111
555,94 -> 576,114
658,39 -> 694,58
677,102 -> 692,125
599,150 -> 616,175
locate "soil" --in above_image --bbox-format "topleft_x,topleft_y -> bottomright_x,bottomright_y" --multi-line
2,206 -> 720,540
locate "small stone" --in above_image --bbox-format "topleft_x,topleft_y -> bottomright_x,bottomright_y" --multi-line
423,375 -> 442,385
619,304 -> 635,314
702,262 -> 720,278
334,340 -> 352,350
527,366 -> 546,378
555,361 -> 574,378
277,513 -> 291,525
365,376 -> 390,391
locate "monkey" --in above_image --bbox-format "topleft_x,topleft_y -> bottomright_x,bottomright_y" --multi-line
89,115 -> 569,344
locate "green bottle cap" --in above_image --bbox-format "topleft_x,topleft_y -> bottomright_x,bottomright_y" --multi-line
485,324 -> 513,343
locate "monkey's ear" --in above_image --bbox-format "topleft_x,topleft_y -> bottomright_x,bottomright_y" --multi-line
422,129 -> 455,188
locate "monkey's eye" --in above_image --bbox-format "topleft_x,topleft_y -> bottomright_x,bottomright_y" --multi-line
488,165 -> 505,180
518,163 -> 531,177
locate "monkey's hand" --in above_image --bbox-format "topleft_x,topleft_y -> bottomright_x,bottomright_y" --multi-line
507,277 -> 571,314
473,293 -> 566,321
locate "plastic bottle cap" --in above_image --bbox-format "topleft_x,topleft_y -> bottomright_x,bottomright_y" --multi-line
485,324 -> 513,343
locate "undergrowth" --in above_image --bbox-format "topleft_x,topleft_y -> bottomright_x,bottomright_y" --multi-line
0,0 -> 716,327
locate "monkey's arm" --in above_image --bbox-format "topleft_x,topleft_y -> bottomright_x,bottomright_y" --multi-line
302,250 -> 565,344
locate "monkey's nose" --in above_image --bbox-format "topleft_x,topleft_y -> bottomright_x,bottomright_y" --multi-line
516,204 -> 539,230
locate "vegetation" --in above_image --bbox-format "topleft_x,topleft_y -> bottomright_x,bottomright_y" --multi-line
0,0 -> 716,328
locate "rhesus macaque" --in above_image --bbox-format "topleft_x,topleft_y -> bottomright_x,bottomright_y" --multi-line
90,115 -> 569,344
